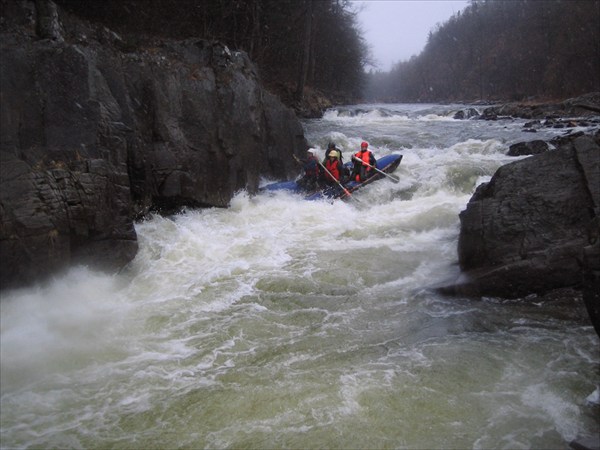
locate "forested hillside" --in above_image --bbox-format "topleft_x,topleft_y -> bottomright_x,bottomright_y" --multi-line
55,0 -> 368,111
52,0 -> 600,106
365,0 -> 600,103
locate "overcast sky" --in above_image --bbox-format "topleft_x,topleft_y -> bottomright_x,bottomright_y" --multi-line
353,0 -> 470,71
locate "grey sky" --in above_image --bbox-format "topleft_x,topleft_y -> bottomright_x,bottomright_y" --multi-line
353,0 -> 470,71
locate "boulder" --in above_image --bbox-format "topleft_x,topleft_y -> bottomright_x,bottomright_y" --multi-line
507,140 -> 548,156
0,1 -> 307,289
582,242 -> 600,337
452,133 -> 599,299
453,108 -> 479,120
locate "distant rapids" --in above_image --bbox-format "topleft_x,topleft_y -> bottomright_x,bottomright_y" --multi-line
1,104 -> 598,449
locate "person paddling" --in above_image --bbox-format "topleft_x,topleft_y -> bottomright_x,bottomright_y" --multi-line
324,141 -> 343,164
295,148 -> 320,190
322,150 -> 344,186
352,141 -> 376,182
324,142 -> 348,182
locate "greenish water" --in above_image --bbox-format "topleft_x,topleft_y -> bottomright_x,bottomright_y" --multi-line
1,104 -> 598,449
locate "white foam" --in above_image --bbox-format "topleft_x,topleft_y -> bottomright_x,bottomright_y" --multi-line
585,386 -> 600,406
522,383 -> 580,440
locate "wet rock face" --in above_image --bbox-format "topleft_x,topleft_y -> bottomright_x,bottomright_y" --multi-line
455,133 -> 600,299
0,1 -> 307,289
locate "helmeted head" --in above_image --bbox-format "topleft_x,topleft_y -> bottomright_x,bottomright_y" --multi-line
329,150 -> 339,159
361,141 -> 368,149
328,142 -> 336,149
307,148 -> 317,155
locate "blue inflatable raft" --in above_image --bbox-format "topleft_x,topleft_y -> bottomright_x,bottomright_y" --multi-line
261,153 -> 403,200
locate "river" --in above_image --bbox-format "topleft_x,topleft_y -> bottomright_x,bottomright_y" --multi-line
1,104 -> 598,449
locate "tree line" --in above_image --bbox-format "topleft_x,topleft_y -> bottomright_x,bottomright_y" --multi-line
55,0 -> 369,106
364,0 -> 600,103
51,0 -> 600,106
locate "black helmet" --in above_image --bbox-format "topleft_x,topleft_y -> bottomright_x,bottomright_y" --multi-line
327,142 -> 336,149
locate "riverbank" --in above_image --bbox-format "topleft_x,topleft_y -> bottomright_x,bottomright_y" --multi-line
480,92 -> 600,120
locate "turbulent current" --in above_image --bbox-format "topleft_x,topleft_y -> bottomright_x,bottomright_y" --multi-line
1,104 -> 598,449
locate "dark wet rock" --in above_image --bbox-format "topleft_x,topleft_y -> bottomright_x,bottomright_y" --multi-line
550,131 -> 587,148
582,242 -> 600,337
507,140 -> 549,156
35,0 -> 63,41
0,1 -> 307,289
449,133 -> 599,302
477,109 -> 513,121
267,82 -> 333,118
453,108 -> 479,120
542,117 -> 599,130
521,120 -> 540,132
570,434 -> 600,450
523,120 -> 541,129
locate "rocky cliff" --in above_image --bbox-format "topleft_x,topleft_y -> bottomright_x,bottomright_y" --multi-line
0,0 -> 307,289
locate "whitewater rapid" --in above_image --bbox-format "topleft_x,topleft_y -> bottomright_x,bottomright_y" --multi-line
1,104 -> 598,449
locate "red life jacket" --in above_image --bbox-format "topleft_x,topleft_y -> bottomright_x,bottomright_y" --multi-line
325,158 -> 342,181
355,150 -> 373,166
354,150 -> 373,181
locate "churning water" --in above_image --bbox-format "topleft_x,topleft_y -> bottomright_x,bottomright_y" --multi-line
1,104 -> 598,449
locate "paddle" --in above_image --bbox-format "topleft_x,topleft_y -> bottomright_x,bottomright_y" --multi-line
317,160 -> 352,198
352,156 -> 400,183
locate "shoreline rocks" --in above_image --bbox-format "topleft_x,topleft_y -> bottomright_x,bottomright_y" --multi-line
452,93 -> 600,136
480,92 -> 600,120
